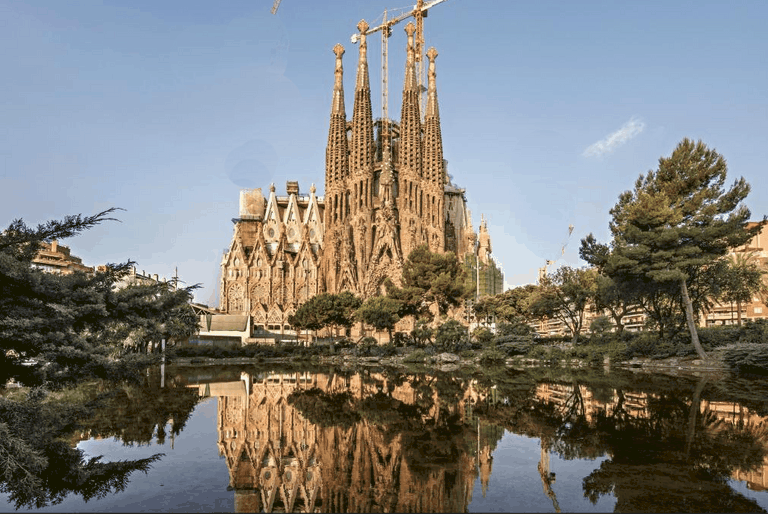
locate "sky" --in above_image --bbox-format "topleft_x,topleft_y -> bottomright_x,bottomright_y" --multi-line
1,0 -> 766,305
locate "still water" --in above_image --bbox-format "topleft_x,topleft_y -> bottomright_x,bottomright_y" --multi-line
3,364 -> 768,512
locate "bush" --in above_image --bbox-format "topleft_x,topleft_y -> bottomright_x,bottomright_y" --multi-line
697,325 -> 741,349
403,349 -> 428,363
589,316 -> 614,345
473,327 -> 494,346
724,344 -> 768,375
740,319 -> 768,345
478,348 -> 506,365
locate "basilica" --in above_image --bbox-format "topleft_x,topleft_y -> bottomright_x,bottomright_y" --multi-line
219,21 -> 501,334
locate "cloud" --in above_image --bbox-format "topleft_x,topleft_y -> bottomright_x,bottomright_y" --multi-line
583,117 -> 645,157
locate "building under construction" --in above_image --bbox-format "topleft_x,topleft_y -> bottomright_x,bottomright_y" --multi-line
218,13 -> 503,336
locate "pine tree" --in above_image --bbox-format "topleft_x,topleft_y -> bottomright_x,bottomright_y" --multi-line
582,138 -> 759,359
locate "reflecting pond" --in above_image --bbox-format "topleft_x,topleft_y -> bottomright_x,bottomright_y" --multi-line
4,365 -> 768,512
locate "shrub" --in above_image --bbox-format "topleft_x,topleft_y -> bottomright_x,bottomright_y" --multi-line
724,344 -> 768,375
473,327 -> 494,346
740,319 -> 768,345
403,349 -> 428,363
479,348 -> 506,365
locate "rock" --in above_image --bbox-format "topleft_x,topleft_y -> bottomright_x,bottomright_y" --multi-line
436,352 -> 460,363
439,364 -> 460,372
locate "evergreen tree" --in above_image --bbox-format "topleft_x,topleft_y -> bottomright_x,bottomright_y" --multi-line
0,210 -> 198,386
581,139 -> 760,358
354,296 -> 402,343
387,244 -> 468,320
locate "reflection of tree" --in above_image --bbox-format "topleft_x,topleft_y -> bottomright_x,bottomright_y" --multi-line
79,382 -> 201,446
0,389 -> 162,510
581,375 -> 768,513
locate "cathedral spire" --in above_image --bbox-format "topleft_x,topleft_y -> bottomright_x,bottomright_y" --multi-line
350,19 -> 375,175
325,44 -> 348,218
423,46 -> 443,188
331,43 -> 345,116
398,22 -> 422,176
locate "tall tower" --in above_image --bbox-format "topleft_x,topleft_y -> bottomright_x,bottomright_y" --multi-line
423,46 -> 445,253
397,22 -> 425,259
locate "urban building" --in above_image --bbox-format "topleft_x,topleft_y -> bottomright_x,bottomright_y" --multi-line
32,240 -> 93,275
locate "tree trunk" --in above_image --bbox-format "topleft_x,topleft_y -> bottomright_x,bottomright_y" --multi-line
680,278 -> 708,360
737,299 -> 743,326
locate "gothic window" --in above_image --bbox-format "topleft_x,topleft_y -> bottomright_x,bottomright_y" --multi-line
251,284 -> 267,304
228,283 -> 244,313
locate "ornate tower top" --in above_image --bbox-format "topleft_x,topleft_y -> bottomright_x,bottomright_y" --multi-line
404,22 -> 417,92
331,43 -> 345,115
356,20 -> 369,91
350,18 -> 375,176
425,47 -> 439,118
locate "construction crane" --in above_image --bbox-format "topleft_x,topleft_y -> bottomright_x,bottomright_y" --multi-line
270,0 -> 281,15
351,0 -> 449,123
538,224 -> 574,283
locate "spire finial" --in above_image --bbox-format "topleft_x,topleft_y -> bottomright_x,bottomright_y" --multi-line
357,19 -> 368,56
355,19 -> 370,92
404,22 -> 417,92
310,183 -> 316,194
331,44 -> 345,114
425,46 -> 439,118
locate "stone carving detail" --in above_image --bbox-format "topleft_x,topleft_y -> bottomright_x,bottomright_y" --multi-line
218,28 -> 496,329
228,283 -> 244,313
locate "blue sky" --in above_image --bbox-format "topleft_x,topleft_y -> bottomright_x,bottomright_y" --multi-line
1,0 -> 766,305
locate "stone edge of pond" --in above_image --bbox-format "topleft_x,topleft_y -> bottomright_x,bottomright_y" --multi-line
171,353 -> 732,376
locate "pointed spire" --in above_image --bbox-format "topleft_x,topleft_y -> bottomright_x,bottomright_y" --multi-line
331,43 -> 345,115
398,22 -> 422,176
404,23 -> 418,93
326,44 -> 348,190
350,19 -> 375,175
355,20 -> 370,92
425,47 -> 439,119
423,46 -> 444,189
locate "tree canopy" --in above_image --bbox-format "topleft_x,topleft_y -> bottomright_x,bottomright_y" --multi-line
288,291 -> 361,336
580,138 -> 760,358
388,244 -> 468,320
0,209 -> 199,387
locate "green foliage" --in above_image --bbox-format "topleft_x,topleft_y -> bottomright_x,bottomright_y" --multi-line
479,348 -> 506,365
0,386 -> 164,509
410,319 -> 433,346
740,319 -> 768,344
589,316 -> 614,344
434,319 -> 467,349
472,326 -> 494,346
475,284 -> 540,323
288,291 -> 361,333
388,244 -> 468,320
403,349 -> 428,363
581,138 -> 758,357
355,296 -> 402,341
530,266 -> 597,344
0,210 -> 199,388
724,344 -> 768,375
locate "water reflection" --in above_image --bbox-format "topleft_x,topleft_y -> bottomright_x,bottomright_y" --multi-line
181,368 -> 768,513
4,366 -> 768,512
0,374 -> 201,510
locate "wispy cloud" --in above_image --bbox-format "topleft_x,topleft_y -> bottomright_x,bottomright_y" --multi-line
583,117 -> 645,157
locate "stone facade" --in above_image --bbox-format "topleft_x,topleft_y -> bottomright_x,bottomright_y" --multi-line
220,22 -> 502,330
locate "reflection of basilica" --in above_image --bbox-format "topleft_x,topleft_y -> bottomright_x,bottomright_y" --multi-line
195,372 -> 498,513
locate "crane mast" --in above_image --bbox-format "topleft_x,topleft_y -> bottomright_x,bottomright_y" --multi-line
351,0 -> 448,124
